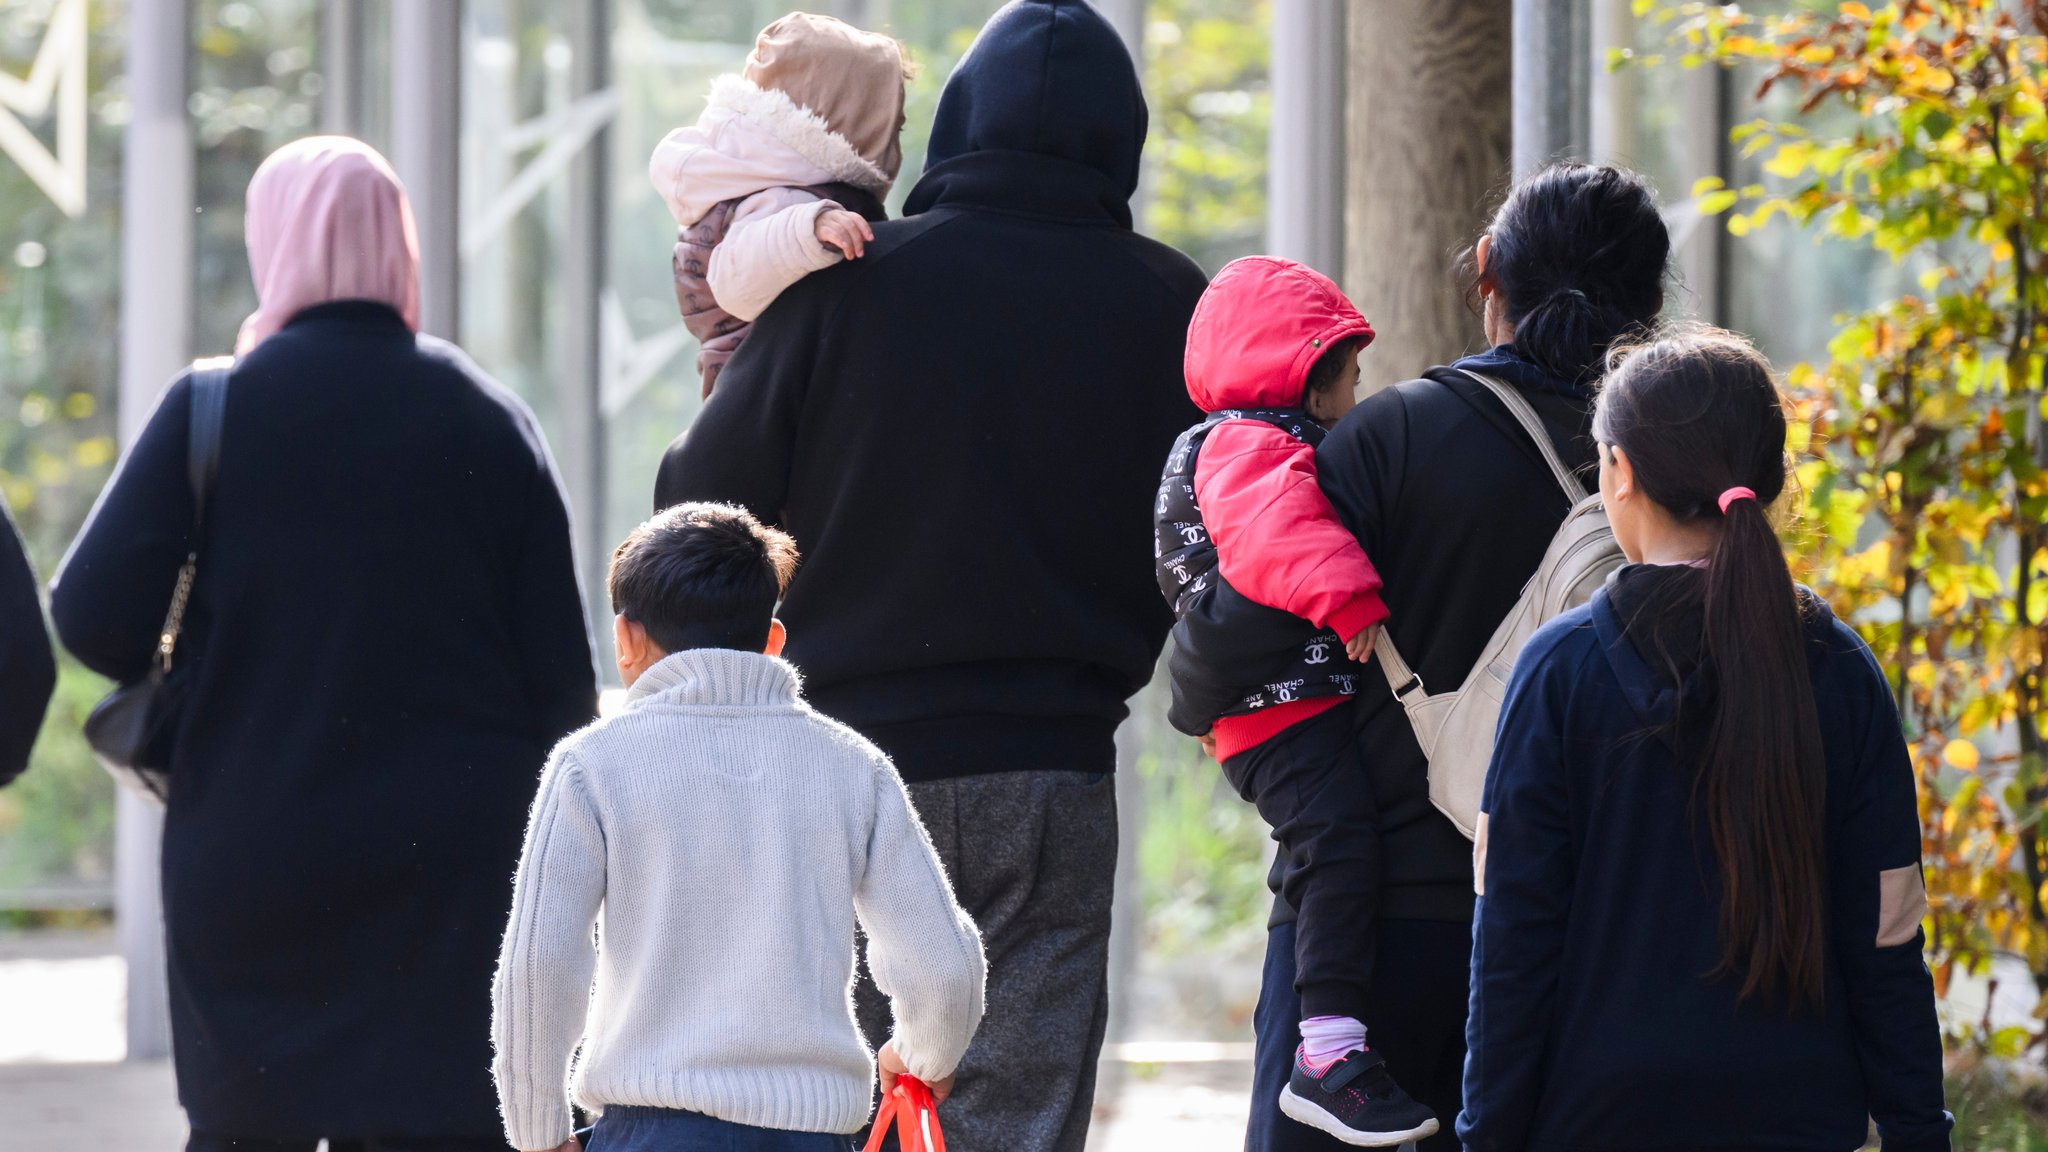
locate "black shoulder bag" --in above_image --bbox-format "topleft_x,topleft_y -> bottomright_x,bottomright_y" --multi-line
84,360 -> 231,806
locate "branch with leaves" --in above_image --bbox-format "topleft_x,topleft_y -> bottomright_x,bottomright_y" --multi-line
1637,0 -> 2048,1056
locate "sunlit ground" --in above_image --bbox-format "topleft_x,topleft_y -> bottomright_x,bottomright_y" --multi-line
16,927 -> 2041,1151
0,930 -> 1253,1152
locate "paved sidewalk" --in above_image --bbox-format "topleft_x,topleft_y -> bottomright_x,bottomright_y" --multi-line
0,935 -> 1251,1152
0,1054 -> 1251,1152
0,1059 -> 188,1151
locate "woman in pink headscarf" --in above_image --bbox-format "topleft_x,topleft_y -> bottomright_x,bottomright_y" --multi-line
54,137 -> 596,1152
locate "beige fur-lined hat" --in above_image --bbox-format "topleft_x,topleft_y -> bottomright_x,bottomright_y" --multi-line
742,12 -> 908,186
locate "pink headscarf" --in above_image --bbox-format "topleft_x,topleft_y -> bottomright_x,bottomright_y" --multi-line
236,136 -> 421,355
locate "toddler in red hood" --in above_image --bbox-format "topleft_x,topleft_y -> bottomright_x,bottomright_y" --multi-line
1153,256 -> 1437,1146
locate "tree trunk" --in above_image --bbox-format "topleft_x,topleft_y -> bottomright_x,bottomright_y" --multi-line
1344,0 -> 1514,384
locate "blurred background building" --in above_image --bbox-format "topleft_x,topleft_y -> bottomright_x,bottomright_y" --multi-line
0,0 -> 1908,1136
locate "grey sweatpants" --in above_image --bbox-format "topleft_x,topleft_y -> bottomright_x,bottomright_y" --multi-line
855,770 -> 1118,1152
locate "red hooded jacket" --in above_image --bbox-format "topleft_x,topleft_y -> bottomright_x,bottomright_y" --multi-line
1184,256 -> 1388,758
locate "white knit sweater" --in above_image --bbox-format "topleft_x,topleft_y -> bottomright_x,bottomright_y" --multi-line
491,649 -> 986,1150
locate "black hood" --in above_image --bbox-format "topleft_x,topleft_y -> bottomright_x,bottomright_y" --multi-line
1596,562 -> 1840,746
904,0 -> 1147,225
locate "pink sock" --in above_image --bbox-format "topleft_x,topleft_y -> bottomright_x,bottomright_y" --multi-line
1300,1014 -> 1367,1070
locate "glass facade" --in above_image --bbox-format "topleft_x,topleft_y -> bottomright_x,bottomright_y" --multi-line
0,0 -> 1280,926
7,0 -> 1886,992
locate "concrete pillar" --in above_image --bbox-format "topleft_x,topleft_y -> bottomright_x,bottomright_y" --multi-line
1097,0 -> 1147,1100
562,0 -> 609,649
319,0 -> 366,136
1093,0 -> 1146,59
1346,0 -> 1512,380
117,0 -> 191,1062
1674,65 -> 1728,322
1268,0 -> 1345,276
1513,0 -> 1591,176
1587,0 -> 1639,166
390,2 -> 462,340
828,0 -> 893,28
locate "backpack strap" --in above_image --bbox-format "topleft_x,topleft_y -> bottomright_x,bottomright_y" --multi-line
1370,371 -> 1585,701
1372,625 -> 1426,699
1457,370 -> 1586,503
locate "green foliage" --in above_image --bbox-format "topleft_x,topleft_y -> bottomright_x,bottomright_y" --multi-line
1127,0 -> 1275,959
1135,714 -> 1270,956
0,658 -> 113,900
1947,1064 -> 2048,1148
0,1 -> 130,907
1141,0 -> 1269,271
1643,0 -> 2048,1047
0,0 -> 314,904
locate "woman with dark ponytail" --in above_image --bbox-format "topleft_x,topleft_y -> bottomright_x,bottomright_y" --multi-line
1240,163 -> 1670,1152
1458,330 -> 1950,1151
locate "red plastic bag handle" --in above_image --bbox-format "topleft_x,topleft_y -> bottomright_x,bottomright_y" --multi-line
861,1074 -> 946,1152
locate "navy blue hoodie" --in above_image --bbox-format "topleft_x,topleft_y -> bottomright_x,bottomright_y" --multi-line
1460,564 -> 1951,1152
656,0 -> 1206,781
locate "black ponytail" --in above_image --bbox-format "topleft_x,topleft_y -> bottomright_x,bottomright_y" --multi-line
1594,329 -> 1829,1010
1470,163 -> 1671,385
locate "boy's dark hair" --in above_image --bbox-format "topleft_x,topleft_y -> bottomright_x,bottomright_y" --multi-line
608,503 -> 799,654
1304,335 -> 1367,401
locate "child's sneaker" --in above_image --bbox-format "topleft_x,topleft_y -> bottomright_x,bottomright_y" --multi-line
1277,1044 -> 1439,1146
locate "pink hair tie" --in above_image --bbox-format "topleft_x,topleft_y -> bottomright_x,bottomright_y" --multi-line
1718,486 -> 1757,514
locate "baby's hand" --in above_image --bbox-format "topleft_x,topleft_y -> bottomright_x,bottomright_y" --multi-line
815,208 -> 872,259
1345,624 -> 1380,665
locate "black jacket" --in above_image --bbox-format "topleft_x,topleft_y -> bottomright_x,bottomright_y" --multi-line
655,0 -> 1206,782
1461,566 -> 1951,1152
0,498 -> 54,786
52,302 -> 596,1138
1314,349 -> 1599,922
1159,409 -> 1359,728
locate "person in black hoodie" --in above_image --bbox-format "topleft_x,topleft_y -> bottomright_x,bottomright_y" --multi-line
652,3 -> 1206,1149
1460,329 -> 1950,1151
1222,164 -> 1670,1152
0,498 -> 55,787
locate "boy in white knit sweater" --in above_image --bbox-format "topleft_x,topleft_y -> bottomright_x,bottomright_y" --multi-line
491,503 -> 986,1152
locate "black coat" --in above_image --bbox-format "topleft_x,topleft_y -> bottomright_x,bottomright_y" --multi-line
52,301 -> 596,1139
655,0 -> 1206,782
0,498 -> 55,786
1313,351 -> 1600,923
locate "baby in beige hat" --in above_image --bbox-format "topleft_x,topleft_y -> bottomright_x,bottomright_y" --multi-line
650,12 -> 909,398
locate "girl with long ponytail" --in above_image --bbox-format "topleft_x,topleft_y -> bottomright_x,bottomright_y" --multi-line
1458,329 -> 1951,1152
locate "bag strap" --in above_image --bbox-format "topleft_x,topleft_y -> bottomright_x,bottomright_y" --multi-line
155,359 -> 231,676
1457,369 -> 1586,503
187,358 -> 232,528
863,1076 -> 946,1152
1371,371 -> 1586,701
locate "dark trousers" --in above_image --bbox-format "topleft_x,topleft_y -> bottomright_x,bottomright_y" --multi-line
855,769 -> 1117,1152
1247,916 -> 1473,1152
583,1105 -> 848,1152
1221,703 -> 1381,1019
187,1136 -> 510,1152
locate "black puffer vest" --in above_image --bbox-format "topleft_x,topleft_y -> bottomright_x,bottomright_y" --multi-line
1154,408 -> 1363,733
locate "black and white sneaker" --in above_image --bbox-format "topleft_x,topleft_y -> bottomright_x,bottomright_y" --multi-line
1277,1045 -> 1439,1147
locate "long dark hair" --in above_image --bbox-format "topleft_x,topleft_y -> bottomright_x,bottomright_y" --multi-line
1467,163 -> 1671,385
1594,329 -> 1828,1009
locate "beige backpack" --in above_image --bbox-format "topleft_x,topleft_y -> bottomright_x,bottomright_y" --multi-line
1372,370 -> 1624,840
